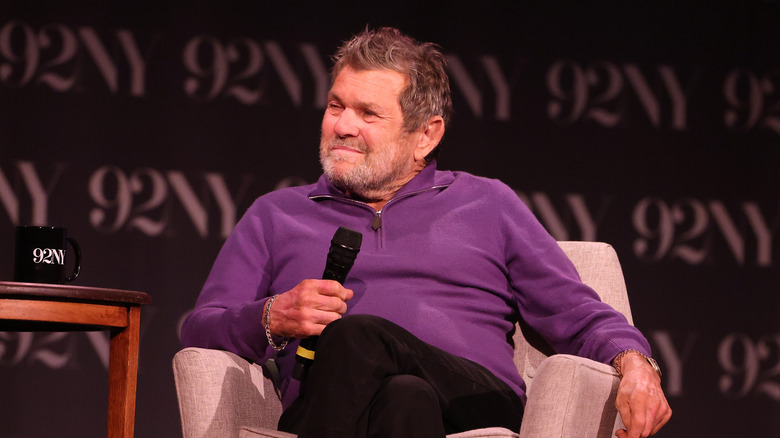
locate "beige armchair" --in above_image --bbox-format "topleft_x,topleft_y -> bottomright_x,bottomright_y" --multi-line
174,241 -> 633,438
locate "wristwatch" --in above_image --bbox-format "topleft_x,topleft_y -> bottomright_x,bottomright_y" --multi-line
613,349 -> 662,378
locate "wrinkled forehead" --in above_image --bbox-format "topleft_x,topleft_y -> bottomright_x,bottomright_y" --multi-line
330,66 -> 408,101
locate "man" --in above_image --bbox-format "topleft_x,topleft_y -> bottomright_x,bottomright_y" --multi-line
181,27 -> 671,437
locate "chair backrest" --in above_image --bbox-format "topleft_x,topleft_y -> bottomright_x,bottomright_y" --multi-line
512,241 -> 633,388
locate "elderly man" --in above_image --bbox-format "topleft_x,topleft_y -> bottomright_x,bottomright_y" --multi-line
181,27 -> 671,438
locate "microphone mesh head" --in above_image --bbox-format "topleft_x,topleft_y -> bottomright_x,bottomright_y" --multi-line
333,226 -> 363,250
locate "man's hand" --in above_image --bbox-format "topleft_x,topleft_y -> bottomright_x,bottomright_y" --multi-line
267,279 -> 353,338
615,352 -> 672,438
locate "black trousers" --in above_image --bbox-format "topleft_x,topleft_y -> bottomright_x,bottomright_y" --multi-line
278,315 -> 524,438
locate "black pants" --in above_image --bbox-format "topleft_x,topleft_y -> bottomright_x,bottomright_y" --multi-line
278,315 -> 524,438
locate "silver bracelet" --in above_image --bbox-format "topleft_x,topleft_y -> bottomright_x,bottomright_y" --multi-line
264,295 -> 289,351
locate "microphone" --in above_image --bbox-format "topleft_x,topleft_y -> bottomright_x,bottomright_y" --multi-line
292,226 -> 362,381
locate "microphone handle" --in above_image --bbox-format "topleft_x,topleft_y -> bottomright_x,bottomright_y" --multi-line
291,247 -> 357,381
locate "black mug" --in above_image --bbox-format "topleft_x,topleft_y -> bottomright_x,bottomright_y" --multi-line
14,226 -> 81,284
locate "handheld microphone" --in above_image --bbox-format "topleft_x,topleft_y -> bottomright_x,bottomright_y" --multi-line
292,226 -> 362,381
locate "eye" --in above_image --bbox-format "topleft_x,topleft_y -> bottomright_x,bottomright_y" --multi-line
327,102 -> 344,114
362,108 -> 382,120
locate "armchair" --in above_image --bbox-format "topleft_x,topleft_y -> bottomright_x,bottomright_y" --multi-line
174,241 -> 632,438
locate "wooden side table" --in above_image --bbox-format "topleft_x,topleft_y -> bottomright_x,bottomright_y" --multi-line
0,281 -> 151,438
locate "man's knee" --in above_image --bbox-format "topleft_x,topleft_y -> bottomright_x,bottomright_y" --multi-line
369,375 -> 445,437
322,314 -> 387,336
318,314 -> 392,350
316,314 -> 426,374
377,375 -> 439,406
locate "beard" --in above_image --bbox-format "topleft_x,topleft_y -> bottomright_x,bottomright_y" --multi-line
319,137 -> 415,201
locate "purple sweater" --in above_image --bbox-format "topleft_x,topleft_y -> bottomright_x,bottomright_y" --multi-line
181,162 -> 650,409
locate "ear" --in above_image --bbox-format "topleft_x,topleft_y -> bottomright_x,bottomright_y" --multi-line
414,115 -> 445,162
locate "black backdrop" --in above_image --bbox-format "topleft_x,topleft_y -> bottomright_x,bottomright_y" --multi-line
1,1 -> 779,436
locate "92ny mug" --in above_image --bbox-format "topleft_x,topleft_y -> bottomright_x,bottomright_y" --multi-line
14,226 -> 81,284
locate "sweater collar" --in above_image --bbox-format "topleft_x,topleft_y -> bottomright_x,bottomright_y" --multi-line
308,160 -> 454,201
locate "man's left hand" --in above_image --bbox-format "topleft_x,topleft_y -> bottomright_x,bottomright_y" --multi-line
614,352 -> 672,438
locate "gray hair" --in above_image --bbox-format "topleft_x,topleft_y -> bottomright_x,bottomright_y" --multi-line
331,27 -> 452,160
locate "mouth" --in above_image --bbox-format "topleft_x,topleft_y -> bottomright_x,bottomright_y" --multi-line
330,144 -> 365,155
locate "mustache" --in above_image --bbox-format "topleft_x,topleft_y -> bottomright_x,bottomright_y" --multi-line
324,138 -> 368,154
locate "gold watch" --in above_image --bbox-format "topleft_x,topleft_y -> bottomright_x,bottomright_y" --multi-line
613,349 -> 662,378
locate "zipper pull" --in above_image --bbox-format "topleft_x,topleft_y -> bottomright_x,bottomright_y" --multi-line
371,212 -> 382,230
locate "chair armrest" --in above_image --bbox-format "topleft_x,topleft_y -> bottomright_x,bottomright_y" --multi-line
173,347 -> 284,438
518,354 -> 623,438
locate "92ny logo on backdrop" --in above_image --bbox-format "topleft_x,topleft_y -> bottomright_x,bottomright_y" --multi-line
1,20 -> 779,133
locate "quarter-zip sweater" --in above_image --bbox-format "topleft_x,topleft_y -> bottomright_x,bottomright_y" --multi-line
181,161 -> 651,410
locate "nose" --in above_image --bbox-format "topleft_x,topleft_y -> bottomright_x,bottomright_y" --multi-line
333,108 -> 360,138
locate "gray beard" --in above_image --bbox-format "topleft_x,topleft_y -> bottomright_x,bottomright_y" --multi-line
320,144 -> 409,201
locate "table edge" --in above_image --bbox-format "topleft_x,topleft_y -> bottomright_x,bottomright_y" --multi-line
0,281 -> 152,305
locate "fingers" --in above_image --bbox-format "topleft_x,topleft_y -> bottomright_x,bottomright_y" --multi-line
636,387 -> 671,437
615,367 -> 672,438
270,279 -> 353,338
615,391 -> 637,438
616,403 -> 671,438
316,279 -> 354,302
651,392 -> 672,435
297,279 -> 352,316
